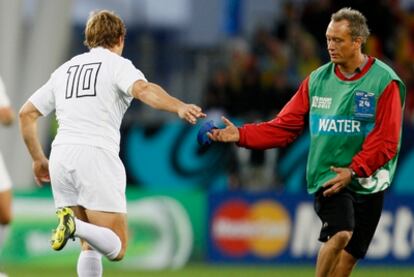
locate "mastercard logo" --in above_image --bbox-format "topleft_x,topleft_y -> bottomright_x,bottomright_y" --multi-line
211,199 -> 291,258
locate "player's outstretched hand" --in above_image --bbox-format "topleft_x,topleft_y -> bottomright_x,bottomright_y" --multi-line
32,158 -> 50,187
178,104 -> 206,124
207,116 -> 240,143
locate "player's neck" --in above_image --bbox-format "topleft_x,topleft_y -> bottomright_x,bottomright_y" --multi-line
108,46 -> 122,56
338,53 -> 366,75
109,38 -> 124,56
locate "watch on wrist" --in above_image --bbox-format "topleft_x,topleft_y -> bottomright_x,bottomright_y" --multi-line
350,168 -> 357,179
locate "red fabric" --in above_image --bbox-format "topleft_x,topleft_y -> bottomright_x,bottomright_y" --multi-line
350,81 -> 402,177
238,77 -> 310,150
335,56 -> 375,81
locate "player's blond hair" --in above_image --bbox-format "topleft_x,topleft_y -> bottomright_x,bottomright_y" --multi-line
84,10 -> 126,49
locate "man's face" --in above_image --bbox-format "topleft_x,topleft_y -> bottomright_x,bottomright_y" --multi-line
326,20 -> 359,64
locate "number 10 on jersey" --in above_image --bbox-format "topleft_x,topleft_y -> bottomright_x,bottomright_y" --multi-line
66,62 -> 102,99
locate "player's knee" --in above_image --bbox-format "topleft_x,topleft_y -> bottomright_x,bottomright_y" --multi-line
110,241 -> 127,262
334,230 -> 353,247
111,248 -> 126,261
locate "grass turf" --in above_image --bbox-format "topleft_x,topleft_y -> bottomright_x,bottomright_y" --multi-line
2,264 -> 414,277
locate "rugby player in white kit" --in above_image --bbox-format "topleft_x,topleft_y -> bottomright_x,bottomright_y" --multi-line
19,10 -> 205,277
0,75 -> 14,277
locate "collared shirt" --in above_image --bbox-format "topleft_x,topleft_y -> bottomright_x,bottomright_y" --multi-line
337,55 -> 369,79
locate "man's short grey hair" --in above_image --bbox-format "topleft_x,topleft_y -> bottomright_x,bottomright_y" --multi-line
331,7 -> 370,43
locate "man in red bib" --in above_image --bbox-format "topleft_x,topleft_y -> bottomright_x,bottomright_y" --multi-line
208,8 -> 405,277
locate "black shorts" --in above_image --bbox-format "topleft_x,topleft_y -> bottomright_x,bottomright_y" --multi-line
314,188 -> 384,259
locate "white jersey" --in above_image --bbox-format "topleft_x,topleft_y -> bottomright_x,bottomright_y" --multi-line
29,47 -> 146,154
0,76 -> 10,108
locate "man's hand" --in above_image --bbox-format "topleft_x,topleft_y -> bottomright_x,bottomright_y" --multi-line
177,104 -> 206,124
207,116 -> 240,143
322,166 -> 353,197
32,158 -> 50,187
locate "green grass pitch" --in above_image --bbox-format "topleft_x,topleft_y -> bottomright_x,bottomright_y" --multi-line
2,264 -> 414,277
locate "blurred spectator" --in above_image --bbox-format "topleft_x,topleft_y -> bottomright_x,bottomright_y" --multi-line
300,0 -> 333,59
204,67 -> 230,113
272,1 -> 301,42
393,2 -> 414,125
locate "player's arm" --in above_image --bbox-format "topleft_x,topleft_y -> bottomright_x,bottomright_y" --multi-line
209,77 -> 310,149
19,101 -> 45,161
0,106 -> 14,126
350,81 -> 403,177
0,78 -> 14,125
18,101 -> 50,186
131,80 -> 206,124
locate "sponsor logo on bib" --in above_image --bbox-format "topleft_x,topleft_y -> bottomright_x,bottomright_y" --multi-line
311,96 -> 332,110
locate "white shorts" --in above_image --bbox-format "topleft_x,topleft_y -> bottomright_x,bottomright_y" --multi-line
0,152 -> 12,192
49,145 -> 127,213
